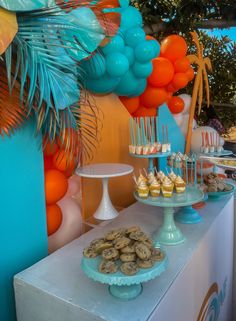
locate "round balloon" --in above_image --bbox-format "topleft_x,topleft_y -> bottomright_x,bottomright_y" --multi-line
124,27 -> 146,48
46,204 -> 63,236
85,73 -> 120,94
119,96 -> 140,114
48,197 -> 83,253
65,175 -> 81,197
186,67 -> 195,81
129,78 -> 147,97
82,53 -> 106,79
168,96 -> 184,114
133,106 -> 157,117
115,70 -> 139,96
140,86 -> 168,108
106,52 -> 129,77
174,57 -> 190,73
45,170 -> 68,204
134,41 -> 156,63
171,73 -> 189,90
148,57 -> 174,87
120,6 -> 143,31
44,156 -> 54,171
102,35 -> 125,55
132,61 -> 152,78
191,126 -> 219,153
53,150 -> 76,172
123,46 -> 135,65
146,37 -> 160,57
160,35 -> 188,62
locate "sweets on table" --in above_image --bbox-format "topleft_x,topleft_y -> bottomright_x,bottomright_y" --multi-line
174,175 -> 186,193
204,172 -> 233,192
83,226 -> 165,276
161,177 -> 174,198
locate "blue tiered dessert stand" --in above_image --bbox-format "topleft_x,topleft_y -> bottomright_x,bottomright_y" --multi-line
81,254 -> 168,300
134,186 -> 204,246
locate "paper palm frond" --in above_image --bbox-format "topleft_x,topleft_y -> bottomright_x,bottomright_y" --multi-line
0,7 -> 18,55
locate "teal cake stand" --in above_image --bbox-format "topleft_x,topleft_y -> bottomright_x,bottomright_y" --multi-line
81,255 -> 168,300
134,186 -> 204,246
130,152 -> 171,172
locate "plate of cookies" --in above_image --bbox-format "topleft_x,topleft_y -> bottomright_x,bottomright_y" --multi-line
81,226 -> 167,299
204,172 -> 234,198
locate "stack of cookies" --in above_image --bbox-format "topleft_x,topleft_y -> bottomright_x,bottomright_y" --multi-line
83,226 -> 165,276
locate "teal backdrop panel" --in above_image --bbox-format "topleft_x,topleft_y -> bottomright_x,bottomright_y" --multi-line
158,104 -> 186,172
0,120 -> 48,321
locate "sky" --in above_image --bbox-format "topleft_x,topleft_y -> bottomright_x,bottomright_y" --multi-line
205,27 -> 236,42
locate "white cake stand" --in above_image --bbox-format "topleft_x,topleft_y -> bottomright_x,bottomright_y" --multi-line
77,163 -> 133,220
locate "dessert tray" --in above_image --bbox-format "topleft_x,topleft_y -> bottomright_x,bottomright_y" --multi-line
207,183 -> 234,199
134,186 -> 204,246
81,254 -> 168,300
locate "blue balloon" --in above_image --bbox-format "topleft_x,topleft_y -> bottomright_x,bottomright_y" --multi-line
134,41 -> 156,63
102,35 -> 125,55
120,6 -> 143,31
132,61 -> 153,78
85,73 -> 120,94
82,54 -> 106,79
149,39 -> 161,57
123,46 -> 135,65
106,53 -> 129,77
115,70 -> 139,96
129,79 -> 147,97
124,27 -> 146,48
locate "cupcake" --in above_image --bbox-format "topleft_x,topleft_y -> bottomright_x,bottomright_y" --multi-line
168,170 -> 177,183
175,176 -> 186,193
157,171 -> 166,183
161,177 -> 174,198
149,177 -> 161,197
137,173 -> 147,185
147,171 -> 155,185
136,180 -> 149,198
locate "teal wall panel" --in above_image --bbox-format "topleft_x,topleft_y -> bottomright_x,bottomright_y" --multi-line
0,120 -> 48,321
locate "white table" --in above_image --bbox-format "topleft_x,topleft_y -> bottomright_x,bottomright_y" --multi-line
77,163 -> 133,220
14,195 -> 234,321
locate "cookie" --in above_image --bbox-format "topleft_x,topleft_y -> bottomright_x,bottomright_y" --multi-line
94,242 -> 113,254
120,262 -> 139,276
151,248 -> 165,262
120,253 -> 137,262
141,238 -> 153,249
114,237 -> 131,250
83,246 -> 98,258
120,244 -> 135,254
101,247 -> 119,260
99,260 -> 118,274
126,226 -> 141,234
90,238 -> 105,247
137,259 -> 154,269
135,243 -> 151,260
105,228 -> 126,241
129,231 -> 149,242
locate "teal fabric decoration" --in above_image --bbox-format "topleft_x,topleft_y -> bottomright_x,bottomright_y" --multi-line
0,0 -> 55,11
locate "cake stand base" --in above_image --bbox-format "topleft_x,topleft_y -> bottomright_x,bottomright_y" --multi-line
153,207 -> 185,246
109,284 -> 143,300
175,206 -> 202,224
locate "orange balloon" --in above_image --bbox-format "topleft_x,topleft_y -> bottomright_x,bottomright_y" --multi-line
46,204 -> 63,236
166,83 -> 177,93
148,58 -> 174,87
146,35 -> 156,41
168,96 -> 184,114
160,35 -> 188,62
119,96 -> 140,114
53,150 -> 76,172
186,67 -> 195,81
174,57 -> 190,73
45,169 -> 68,204
140,86 -> 168,108
44,156 -> 54,171
133,106 -> 157,117
171,73 -> 189,90
43,139 -> 58,157
166,91 -> 173,102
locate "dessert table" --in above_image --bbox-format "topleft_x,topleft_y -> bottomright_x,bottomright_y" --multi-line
14,195 -> 234,321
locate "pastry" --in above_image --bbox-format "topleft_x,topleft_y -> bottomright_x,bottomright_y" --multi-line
149,177 -> 161,197
99,260 -> 118,274
147,171 -> 155,185
101,247 -> 119,260
129,231 -> 149,242
120,244 -> 136,254
83,246 -> 98,258
161,177 -> 174,197
120,253 -> 137,262
90,238 -> 105,248
94,242 -> 113,254
151,248 -> 165,262
157,171 -> 166,182
105,228 -> 125,241
126,226 -> 141,234
135,243 -> 151,260
114,237 -> 131,250
141,238 -> 153,249
136,179 -> 149,198
175,175 -> 186,193
137,259 -> 154,269
168,170 -> 177,182
120,262 -> 139,275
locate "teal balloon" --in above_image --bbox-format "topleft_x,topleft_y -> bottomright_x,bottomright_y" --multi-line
132,61 -> 153,78
124,27 -> 146,48
120,6 -> 143,31
82,54 -> 106,79
149,40 -> 160,57
106,53 -> 129,77
115,70 -> 139,96
123,46 -> 135,65
85,74 -> 120,94
129,79 -> 147,97
102,35 -> 125,55
134,41 -> 156,63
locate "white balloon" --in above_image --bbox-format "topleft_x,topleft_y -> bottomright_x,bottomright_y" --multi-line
48,197 -> 83,253
191,126 -> 220,153
65,175 -> 81,197
178,94 -> 192,114
173,113 -> 184,127
180,114 -> 190,137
